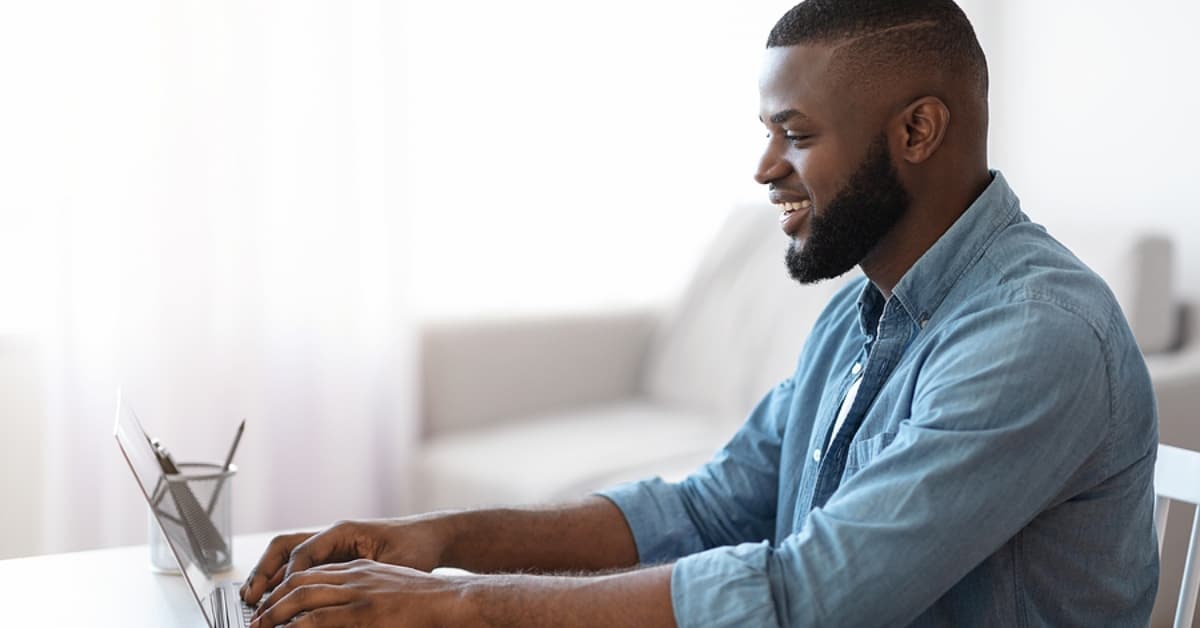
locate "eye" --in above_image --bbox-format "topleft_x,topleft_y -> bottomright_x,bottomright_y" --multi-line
785,131 -> 813,145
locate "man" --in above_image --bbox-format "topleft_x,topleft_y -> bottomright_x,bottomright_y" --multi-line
243,1 -> 1159,625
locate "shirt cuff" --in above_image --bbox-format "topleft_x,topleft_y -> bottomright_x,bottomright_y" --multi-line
595,477 -> 707,564
671,542 -> 782,628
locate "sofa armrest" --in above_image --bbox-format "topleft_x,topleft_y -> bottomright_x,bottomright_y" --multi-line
418,308 -> 661,437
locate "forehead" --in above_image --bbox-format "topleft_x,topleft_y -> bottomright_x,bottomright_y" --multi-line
758,44 -> 839,120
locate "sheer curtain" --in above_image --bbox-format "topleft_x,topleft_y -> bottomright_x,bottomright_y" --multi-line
0,0 -> 411,555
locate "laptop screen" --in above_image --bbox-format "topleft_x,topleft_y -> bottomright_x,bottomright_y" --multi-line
113,392 -> 218,627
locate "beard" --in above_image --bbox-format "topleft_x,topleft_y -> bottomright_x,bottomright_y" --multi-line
786,134 -> 911,284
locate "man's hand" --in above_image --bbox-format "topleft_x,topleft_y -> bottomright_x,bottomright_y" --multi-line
241,518 -> 448,605
249,560 -> 677,628
242,498 -> 639,607
248,559 -> 468,628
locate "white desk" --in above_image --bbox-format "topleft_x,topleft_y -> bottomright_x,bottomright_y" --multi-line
0,532 -> 276,626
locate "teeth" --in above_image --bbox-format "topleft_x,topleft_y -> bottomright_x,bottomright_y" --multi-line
778,200 -> 813,214
778,199 -> 813,224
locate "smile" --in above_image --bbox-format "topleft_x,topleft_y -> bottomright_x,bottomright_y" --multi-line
777,199 -> 813,223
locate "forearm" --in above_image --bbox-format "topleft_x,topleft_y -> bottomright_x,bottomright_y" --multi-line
437,496 -> 639,573
456,564 -> 677,628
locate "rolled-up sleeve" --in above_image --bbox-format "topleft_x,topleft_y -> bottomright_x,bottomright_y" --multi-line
666,301 -> 1117,627
598,377 -> 794,564
597,477 -> 708,564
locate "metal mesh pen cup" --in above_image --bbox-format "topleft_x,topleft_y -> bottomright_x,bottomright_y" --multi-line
148,462 -> 236,575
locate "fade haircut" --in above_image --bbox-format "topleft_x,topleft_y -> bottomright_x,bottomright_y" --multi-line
767,0 -> 988,98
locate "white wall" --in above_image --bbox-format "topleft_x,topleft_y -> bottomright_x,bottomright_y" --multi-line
988,1 -> 1200,301
405,0 -> 800,317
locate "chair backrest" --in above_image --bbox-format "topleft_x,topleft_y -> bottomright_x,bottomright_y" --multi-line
1154,443 -> 1200,628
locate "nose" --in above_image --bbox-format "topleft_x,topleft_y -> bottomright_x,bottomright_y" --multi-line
754,142 -> 792,186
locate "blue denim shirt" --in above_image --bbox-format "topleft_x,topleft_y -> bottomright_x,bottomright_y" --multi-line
599,173 -> 1159,627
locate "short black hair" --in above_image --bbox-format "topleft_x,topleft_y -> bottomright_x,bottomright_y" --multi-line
767,0 -> 988,97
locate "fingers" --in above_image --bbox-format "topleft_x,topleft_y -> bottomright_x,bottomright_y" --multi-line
283,522 -> 368,579
248,583 -> 353,628
265,564 -> 288,594
241,532 -> 314,604
254,560 -> 365,620
279,605 -> 359,628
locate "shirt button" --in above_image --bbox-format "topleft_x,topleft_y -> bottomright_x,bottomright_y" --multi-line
851,362 -> 862,375
813,449 -> 822,462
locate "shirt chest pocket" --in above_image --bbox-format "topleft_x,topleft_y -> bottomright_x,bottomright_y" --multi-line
843,427 -> 900,478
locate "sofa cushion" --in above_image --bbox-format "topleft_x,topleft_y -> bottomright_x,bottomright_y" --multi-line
642,204 -> 856,425
410,401 -> 728,512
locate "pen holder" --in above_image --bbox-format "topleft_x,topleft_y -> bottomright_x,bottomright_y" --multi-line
148,462 -> 237,575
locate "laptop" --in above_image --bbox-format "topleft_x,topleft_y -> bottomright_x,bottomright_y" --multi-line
114,392 -> 256,628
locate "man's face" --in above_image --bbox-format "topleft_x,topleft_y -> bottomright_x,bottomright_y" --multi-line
756,44 -> 911,284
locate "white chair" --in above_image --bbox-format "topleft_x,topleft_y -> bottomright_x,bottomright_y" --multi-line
1155,443 -> 1200,628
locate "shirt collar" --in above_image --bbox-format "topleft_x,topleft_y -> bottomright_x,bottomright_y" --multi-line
857,171 -> 1021,334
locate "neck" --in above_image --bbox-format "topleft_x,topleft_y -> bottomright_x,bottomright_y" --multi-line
861,168 -> 993,300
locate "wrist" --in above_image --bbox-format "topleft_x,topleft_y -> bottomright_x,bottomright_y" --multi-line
427,509 -> 468,568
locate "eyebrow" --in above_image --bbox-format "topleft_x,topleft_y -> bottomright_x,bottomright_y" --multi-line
760,109 -> 810,125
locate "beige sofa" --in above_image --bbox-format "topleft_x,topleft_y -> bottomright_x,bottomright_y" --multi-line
412,204 -> 847,510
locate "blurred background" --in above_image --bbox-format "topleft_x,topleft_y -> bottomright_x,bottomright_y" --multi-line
0,3 -> 1196,617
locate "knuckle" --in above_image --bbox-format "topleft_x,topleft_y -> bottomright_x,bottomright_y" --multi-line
292,585 -> 312,603
256,608 -> 278,626
288,544 -> 312,564
269,533 -> 296,552
279,571 -> 307,590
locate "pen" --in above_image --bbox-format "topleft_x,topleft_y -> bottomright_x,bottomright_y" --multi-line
206,419 -> 245,515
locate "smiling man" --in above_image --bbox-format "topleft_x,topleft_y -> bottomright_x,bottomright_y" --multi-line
242,1 -> 1159,626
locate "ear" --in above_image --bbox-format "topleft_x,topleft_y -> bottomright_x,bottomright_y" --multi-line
895,96 -> 950,164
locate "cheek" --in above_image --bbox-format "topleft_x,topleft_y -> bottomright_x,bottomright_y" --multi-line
789,148 -> 838,206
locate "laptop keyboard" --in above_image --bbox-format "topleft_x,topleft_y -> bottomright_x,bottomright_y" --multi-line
217,581 -> 258,628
